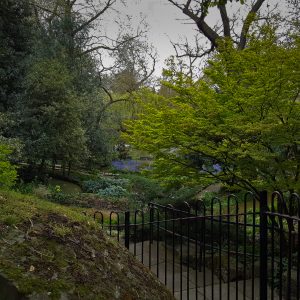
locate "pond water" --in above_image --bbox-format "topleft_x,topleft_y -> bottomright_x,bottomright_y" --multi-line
48,178 -> 82,194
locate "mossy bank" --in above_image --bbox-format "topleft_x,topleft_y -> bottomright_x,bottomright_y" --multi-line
0,190 -> 173,299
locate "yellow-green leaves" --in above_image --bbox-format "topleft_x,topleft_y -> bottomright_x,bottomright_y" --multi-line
0,145 -> 17,189
124,31 -> 300,192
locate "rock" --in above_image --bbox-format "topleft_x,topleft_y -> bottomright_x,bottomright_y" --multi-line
0,273 -> 26,300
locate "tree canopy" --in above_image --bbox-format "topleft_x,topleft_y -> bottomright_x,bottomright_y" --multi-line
124,29 -> 300,194
0,0 -> 155,176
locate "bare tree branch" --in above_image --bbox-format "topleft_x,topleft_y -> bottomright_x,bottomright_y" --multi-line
168,0 -> 221,48
72,0 -> 116,35
81,34 -> 140,56
29,1 -> 60,17
167,0 -> 268,54
218,4 -> 231,37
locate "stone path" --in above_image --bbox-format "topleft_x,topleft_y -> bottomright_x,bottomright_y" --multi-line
128,241 -> 278,300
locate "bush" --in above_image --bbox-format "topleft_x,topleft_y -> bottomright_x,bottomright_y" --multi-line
166,186 -> 201,206
81,176 -> 130,199
32,185 -> 50,198
125,174 -> 165,204
82,176 -> 129,193
47,185 -> 80,205
0,144 -> 17,189
201,191 -> 219,207
97,185 -> 128,198
15,181 -> 36,194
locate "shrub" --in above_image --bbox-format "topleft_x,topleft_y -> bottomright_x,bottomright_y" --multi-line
166,186 -> 201,205
47,185 -> 79,205
82,176 -> 129,193
201,191 -> 219,207
0,144 -> 17,189
97,185 -> 128,198
125,174 -> 165,204
15,181 -> 36,194
32,185 -> 51,198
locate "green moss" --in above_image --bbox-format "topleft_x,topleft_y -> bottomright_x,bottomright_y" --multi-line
0,189 -> 174,299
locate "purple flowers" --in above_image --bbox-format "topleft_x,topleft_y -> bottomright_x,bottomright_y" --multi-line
111,160 -> 150,172
213,164 -> 222,173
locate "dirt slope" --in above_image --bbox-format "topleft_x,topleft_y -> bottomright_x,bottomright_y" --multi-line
0,191 -> 173,300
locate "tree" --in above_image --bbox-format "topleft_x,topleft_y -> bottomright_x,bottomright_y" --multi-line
21,58 -> 87,174
26,0 -> 156,169
30,0 -> 145,74
124,29 -> 300,194
165,0 -> 290,75
0,0 -> 32,112
168,0 -> 267,52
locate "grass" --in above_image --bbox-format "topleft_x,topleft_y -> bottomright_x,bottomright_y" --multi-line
47,178 -> 82,194
0,189 -> 89,226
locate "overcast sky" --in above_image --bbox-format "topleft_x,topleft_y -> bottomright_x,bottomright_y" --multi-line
110,0 -> 198,76
102,0 -> 283,77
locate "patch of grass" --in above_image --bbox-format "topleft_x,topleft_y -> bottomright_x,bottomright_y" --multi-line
0,190 -> 89,226
52,224 -> 72,237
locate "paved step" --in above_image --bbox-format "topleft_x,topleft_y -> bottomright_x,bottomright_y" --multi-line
129,241 -> 279,300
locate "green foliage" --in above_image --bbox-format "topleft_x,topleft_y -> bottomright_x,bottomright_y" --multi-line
21,58 -> 87,168
125,174 -> 165,204
83,177 -> 129,193
0,144 -> 17,188
125,29 -> 300,193
47,186 -> 79,205
97,185 -> 128,198
153,186 -> 201,208
15,181 -> 36,194
83,176 -> 129,199
0,0 -> 32,163
0,0 -> 32,112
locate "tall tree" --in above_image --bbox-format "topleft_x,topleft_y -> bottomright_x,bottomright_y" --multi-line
26,0 -> 156,168
21,58 -> 87,173
0,0 -> 32,112
124,29 -> 300,194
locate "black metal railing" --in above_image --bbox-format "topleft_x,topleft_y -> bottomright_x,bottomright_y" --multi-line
92,191 -> 300,300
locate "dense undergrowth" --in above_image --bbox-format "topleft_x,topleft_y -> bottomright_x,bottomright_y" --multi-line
14,169 -> 209,211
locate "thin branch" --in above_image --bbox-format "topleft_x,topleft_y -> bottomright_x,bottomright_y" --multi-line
168,0 -> 221,48
72,0 -> 116,35
81,34 -> 139,56
28,1 -> 60,17
136,53 -> 156,86
98,86 -> 131,119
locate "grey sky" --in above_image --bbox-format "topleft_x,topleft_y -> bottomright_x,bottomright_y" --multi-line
112,0 -> 197,75
104,0 -> 283,76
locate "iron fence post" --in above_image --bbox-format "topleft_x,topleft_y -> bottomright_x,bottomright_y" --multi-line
260,190 -> 268,300
125,211 -> 130,249
150,205 -> 154,244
